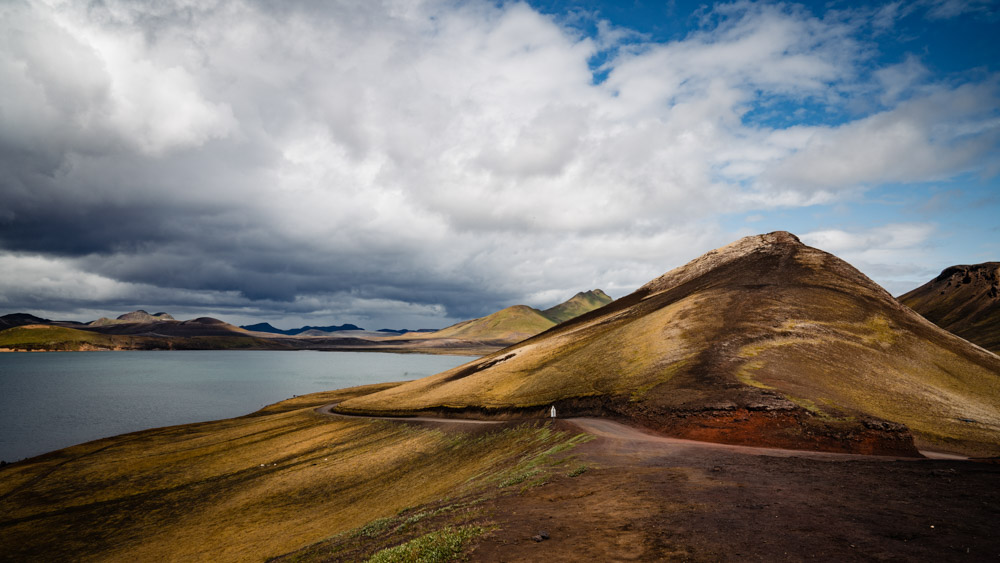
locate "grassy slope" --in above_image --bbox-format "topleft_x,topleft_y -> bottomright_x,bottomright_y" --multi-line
340,233 -> 1000,456
408,305 -> 557,344
0,325 -> 151,350
899,263 -> 1000,353
401,291 -> 613,347
0,384 -> 586,562
541,290 -> 613,324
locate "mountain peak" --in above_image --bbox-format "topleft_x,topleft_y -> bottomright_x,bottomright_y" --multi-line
116,310 -> 175,322
640,231 -> 803,295
542,289 -> 613,324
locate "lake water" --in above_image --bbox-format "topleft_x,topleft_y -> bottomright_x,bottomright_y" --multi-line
0,350 -> 475,462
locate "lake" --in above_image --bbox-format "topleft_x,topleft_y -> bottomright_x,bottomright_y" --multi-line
0,350 -> 476,462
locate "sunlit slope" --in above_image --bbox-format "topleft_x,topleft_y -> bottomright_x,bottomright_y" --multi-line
0,325 -> 147,350
900,262 -> 1000,353
422,305 -> 555,343
340,232 -> 1000,456
541,289 -> 612,324
397,291 -> 613,346
0,385 -> 582,562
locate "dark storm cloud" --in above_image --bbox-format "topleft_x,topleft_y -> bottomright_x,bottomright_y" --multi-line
1,0 -> 998,327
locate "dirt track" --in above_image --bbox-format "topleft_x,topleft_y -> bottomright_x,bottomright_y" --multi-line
318,407 -> 1000,561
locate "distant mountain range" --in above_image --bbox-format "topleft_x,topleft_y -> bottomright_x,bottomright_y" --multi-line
0,289 -> 614,353
240,322 -> 363,336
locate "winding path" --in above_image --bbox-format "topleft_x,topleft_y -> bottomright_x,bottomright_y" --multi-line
316,403 -> 967,460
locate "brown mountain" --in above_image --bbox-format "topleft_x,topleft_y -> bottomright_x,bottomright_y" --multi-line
90,310 -> 176,326
0,313 -> 51,330
339,232 -> 1000,457
899,262 -> 1000,353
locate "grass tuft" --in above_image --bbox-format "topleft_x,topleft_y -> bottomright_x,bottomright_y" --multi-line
365,525 -> 484,563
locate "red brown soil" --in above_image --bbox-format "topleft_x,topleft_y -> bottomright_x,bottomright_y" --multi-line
470,418 -> 1000,562
648,409 -> 919,457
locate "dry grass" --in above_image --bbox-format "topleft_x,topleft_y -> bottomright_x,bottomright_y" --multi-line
0,384 -> 587,562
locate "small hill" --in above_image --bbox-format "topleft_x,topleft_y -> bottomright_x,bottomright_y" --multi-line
88,316 -> 251,337
91,310 -> 175,326
339,232 -> 1000,457
404,290 -> 613,346
899,262 -> 1000,353
424,305 -> 557,344
541,289 -> 612,324
0,313 -> 51,330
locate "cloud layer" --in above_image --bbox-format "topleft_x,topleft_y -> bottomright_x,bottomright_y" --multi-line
1,0 -> 997,327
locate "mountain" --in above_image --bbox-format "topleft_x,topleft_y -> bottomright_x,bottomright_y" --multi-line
239,322 -> 363,335
541,289 -> 613,323
338,232 -> 1000,457
90,310 -> 175,326
405,290 -> 613,346
0,313 -> 51,330
420,305 -> 557,344
899,262 -> 1000,353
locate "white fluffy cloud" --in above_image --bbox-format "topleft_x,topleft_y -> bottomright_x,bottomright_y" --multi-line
1,0 -> 997,326
801,223 -> 940,294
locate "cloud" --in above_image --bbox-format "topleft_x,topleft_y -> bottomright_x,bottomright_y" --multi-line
801,223 -> 940,294
755,81 -> 1000,194
0,0 -> 997,325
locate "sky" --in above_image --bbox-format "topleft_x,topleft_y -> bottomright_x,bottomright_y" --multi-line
0,0 -> 998,331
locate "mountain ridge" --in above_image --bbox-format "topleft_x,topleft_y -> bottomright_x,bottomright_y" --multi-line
900,262 -> 1000,353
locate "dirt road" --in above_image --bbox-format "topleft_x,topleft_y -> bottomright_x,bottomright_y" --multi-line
318,405 -> 1000,561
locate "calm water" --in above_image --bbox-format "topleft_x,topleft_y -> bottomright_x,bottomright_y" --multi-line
0,350 -> 475,462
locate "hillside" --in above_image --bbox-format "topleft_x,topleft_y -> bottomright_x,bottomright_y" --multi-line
0,313 -> 52,330
403,290 -> 612,346
91,310 -> 175,326
339,232 -> 1000,457
899,262 -> 1000,353
541,289 -> 612,324
417,305 -> 557,344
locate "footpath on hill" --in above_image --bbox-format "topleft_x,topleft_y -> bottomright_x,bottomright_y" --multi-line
318,405 -> 1000,561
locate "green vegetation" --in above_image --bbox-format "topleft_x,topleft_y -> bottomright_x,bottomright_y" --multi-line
0,325 -> 141,350
365,525 -> 485,563
542,289 -> 612,324
419,305 -> 557,344
405,290 -> 612,346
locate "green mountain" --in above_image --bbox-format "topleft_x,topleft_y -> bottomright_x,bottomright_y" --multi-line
541,289 -> 612,324
410,290 -> 613,346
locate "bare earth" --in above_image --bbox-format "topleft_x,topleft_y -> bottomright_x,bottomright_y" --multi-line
320,408 -> 1000,561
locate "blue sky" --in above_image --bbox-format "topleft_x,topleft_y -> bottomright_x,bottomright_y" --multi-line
0,0 -> 997,329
